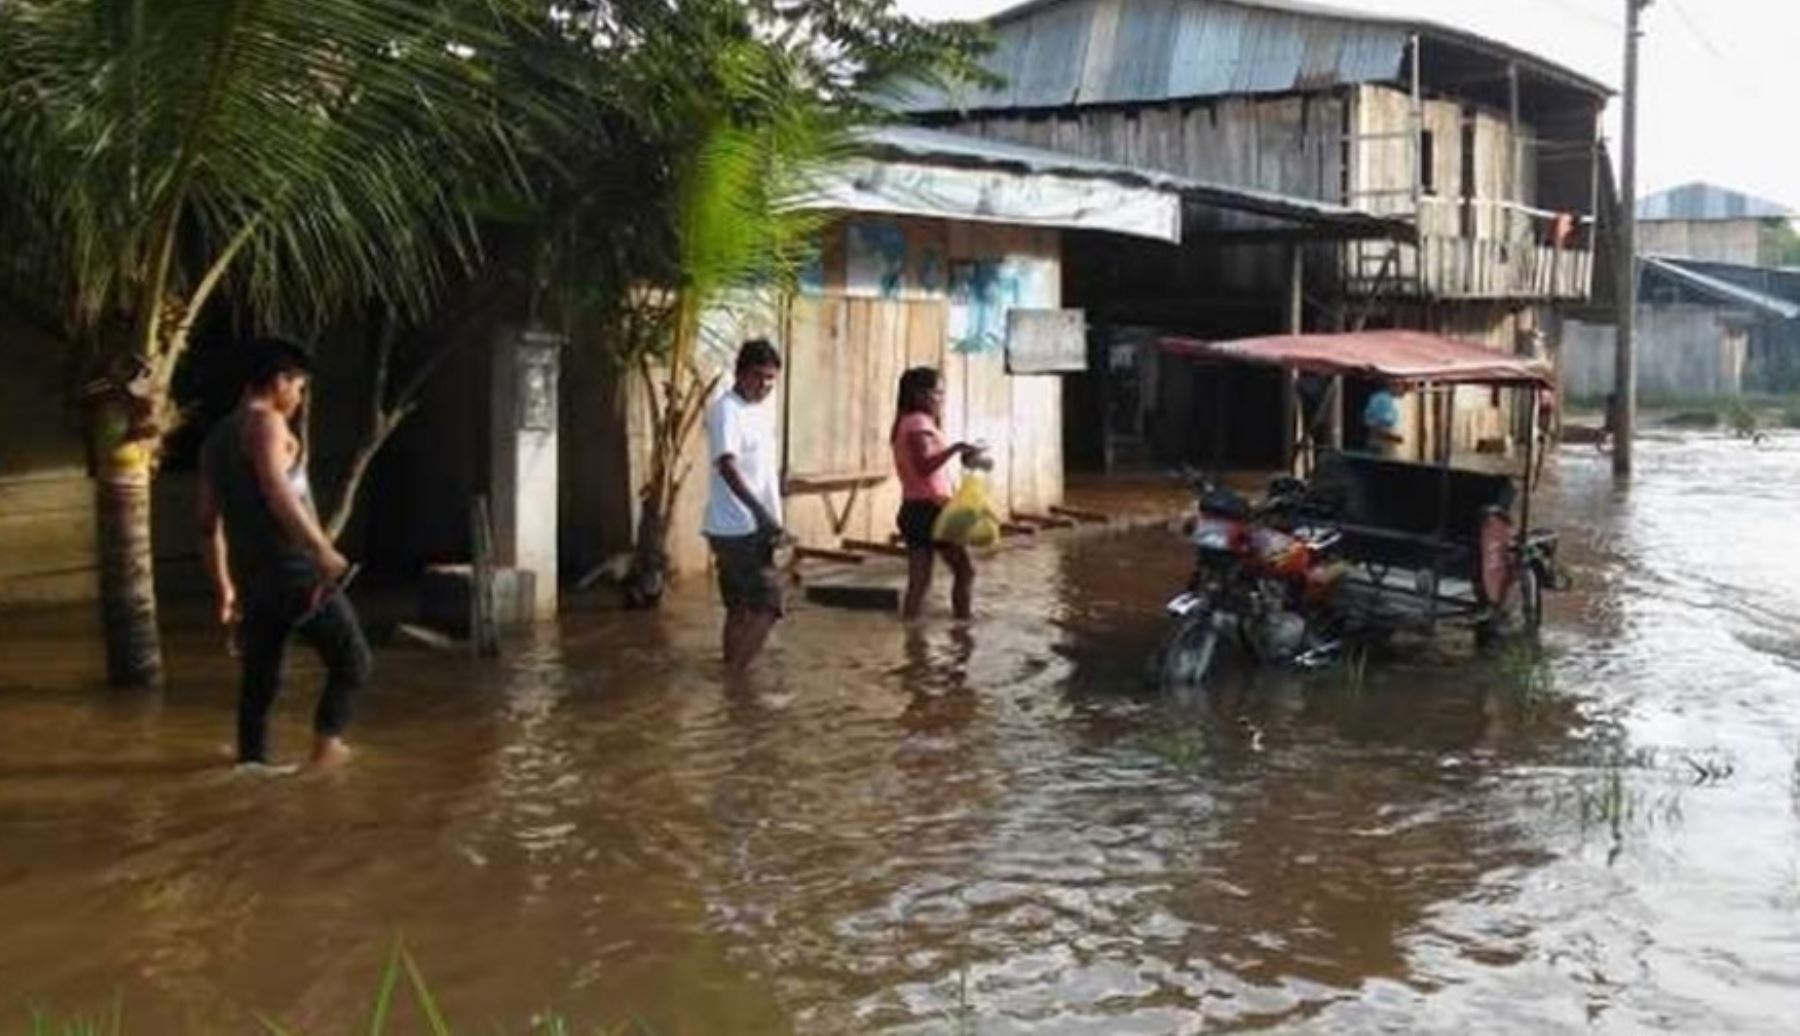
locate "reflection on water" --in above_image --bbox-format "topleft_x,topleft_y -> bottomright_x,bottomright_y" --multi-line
4,432 -> 1800,1033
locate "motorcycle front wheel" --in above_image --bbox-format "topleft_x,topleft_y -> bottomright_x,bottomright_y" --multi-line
1159,610 -> 1222,688
1476,561 -> 1543,648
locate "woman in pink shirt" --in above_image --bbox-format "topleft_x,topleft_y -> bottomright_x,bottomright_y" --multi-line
892,367 -> 980,620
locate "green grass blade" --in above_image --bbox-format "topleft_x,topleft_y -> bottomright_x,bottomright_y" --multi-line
366,939 -> 406,1036
400,946 -> 454,1036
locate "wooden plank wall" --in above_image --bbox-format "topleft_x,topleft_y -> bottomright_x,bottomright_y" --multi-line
634,216 -> 1067,575
1430,303 -> 1542,454
780,295 -> 1063,559
0,474 -> 99,603
0,315 -> 100,605
781,297 -> 927,553
958,95 -> 1345,205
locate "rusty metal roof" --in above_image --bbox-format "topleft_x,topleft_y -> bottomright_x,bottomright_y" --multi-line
1160,329 -> 1554,385
857,125 -> 1414,240
893,0 -> 1609,114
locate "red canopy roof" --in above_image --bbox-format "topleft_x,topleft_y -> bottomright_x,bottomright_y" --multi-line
1159,330 -> 1553,387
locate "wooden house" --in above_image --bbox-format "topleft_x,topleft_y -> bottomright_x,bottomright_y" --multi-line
0,119 -> 1405,608
1637,183 -> 1795,267
568,125 -> 1407,577
893,0 -> 1614,467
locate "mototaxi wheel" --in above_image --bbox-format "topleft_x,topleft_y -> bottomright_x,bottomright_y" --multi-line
1476,561 -> 1543,649
1519,560 -> 1545,633
1159,609 -> 1222,688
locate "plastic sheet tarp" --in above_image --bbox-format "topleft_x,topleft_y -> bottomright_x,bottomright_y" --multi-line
802,157 -> 1183,244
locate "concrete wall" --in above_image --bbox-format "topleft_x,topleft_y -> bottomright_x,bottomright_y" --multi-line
1564,304 -> 1748,400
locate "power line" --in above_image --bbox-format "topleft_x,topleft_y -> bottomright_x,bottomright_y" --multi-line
1533,0 -> 1623,33
1664,0 -> 1768,99
1666,0 -> 1727,63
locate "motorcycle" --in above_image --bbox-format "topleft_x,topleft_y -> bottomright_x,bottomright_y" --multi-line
1158,478 -> 1347,688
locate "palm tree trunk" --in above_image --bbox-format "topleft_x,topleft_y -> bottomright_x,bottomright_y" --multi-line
92,439 -> 163,687
624,492 -> 671,609
622,357 -> 719,609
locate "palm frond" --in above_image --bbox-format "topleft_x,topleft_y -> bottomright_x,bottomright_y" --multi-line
662,35 -> 852,371
0,0 -> 574,354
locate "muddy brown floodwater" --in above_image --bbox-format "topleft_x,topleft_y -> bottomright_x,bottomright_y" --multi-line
4,431 -> 1800,1034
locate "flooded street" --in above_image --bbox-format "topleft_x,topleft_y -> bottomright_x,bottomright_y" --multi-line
4,432 -> 1800,1034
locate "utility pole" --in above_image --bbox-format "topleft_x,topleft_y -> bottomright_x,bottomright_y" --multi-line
1614,0 -> 1651,478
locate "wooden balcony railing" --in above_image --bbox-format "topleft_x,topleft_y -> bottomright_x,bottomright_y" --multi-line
1345,237 -> 1595,301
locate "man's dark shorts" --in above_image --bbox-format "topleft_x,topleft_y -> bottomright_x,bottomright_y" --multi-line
707,533 -> 785,616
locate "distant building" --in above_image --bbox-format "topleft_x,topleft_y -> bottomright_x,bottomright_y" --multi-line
1637,182 -> 1797,267
1564,257 -> 1800,401
1561,184 -> 1800,403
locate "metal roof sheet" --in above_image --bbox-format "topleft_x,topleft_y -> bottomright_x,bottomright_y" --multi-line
1159,329 -> 1554,386
895,0 -> 1608,114
855,125 -> 1413,238
1642,257 -> 1800,320
1637,183 -> 1795,222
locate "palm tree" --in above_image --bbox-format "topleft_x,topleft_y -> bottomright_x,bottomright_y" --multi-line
531,0 -> 991,607
0,0 -> 562,684
607,20 -> 847,607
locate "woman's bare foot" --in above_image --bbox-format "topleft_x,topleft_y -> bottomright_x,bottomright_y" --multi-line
309,736 -> 353,769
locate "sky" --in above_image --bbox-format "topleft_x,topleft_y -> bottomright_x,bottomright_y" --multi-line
893,0 -> 1800,213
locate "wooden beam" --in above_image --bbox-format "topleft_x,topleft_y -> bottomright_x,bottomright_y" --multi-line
794,545 -> 866,565
786,469 -> 889,494
1284,245 -> 1304,474
1287,246 -> 1306,333
805,584 -> 901,612
1180,226 -> 1414,245
1012,511 -> 1076,529
842,538 -> 909,558
1508,61 -> 1523,243
1328,375 -> 1345,450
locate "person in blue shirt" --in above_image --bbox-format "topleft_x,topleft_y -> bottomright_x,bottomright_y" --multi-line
1363,382 -> 1407,458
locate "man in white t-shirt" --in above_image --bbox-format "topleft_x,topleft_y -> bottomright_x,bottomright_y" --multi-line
704,339 -> 786,678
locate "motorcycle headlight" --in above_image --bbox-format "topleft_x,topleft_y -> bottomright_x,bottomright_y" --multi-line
1192,517 -> 1238,550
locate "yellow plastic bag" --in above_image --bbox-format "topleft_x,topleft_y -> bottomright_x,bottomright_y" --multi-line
932,474 -> 1002,548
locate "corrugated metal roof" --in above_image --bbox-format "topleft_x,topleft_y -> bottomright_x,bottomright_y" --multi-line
855,125 -> 1414,238
892,0 -> 1608,114
1160,329 -> 1554,386
1637,183 -> 1795,222
1642,257 -> 1800,320
1659,257 -> 1800,301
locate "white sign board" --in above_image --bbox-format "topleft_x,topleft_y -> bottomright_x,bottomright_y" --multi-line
1005,308 -> 1087,375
